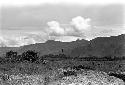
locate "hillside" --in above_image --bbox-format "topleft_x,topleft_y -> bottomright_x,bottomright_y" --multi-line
70,34 -> 125,57
17,39 -> 88,56
0,34 -> 125,58
0,39 -> 88,57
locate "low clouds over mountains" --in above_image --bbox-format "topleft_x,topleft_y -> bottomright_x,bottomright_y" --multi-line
1,4 -> 124,47
0,34 -> 125,58
0,16 -> 125,47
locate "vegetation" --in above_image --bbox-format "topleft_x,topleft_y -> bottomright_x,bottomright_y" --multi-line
3,50 -> 40,63
21,50 -> 39,63
0,50 -> 124,64
0,50 -> 124,84
0,67 -> 124,85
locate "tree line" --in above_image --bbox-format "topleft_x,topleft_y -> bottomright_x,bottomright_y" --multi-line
0,50 -> 125,64
0,50 -> 39,63
0,50 -> 68,63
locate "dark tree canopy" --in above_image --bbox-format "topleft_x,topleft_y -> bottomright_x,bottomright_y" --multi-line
21,50 -> 39,62
5,50 -> 17,60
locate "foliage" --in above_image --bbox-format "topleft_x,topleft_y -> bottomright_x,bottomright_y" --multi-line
5,50 -> 17,62
4,50 -> 39,63
3,49 -> 125,64
21,50 -> 39,63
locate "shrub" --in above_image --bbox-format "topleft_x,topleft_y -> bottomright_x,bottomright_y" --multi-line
5,50 -> 18,63
21,50 -> 39,63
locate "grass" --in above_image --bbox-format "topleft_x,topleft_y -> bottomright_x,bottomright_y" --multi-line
0,68 -> 124,85
0,60 -> 124,85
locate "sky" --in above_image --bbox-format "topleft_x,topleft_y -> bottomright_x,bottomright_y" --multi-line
0,0 -> 124,6
0,0 -> 125,47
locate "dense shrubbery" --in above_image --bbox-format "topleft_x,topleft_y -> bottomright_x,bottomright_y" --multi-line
1,49 -> 125,64
2,50 -> 69,63
4,50 -> 40,63
5,50 -> 18,63
21,50 -> 39,63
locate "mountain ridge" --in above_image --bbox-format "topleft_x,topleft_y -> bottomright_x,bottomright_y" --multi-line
70,34 -> 125,57
0,34 -> 125,58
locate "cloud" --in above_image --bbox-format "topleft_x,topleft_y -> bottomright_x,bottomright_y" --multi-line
52,36 -> 83,42
47,21 -> 65,36
0,37 -> 7,47
46,16 -> 91,41
16,32 -> 49,46
70,16 -> 91,37
1,15 -> 124,47
0,32 -> 49,47
0,37 -> 20,47
70,16 -> 91,31
1,0 -> 122,6
46,16 -> 125,42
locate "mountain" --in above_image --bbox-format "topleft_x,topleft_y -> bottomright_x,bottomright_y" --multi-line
0,34 -> 125,58
17,39 -> 88,56
70,34 -> 125,57
0,39 -> 88,57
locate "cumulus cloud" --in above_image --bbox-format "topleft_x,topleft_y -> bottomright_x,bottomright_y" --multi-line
70,16 -> 91,31
46,16 -> 91,41
0,16 -> 92,47
70,16 -> 91,37
0,15 -> 124,47
47,21 -> 65,36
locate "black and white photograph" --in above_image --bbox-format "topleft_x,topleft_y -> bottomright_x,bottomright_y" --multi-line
0,0 -> 125,85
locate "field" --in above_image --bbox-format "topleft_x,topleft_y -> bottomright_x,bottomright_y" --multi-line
0,58 -> 125,85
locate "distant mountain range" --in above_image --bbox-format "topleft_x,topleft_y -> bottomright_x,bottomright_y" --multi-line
0,34 -> 125,58
70,34 -> 125,57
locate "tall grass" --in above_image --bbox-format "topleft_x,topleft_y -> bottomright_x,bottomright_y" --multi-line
0,67 -> 124,85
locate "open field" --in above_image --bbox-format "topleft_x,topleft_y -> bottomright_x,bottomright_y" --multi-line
0,59 -> 125,85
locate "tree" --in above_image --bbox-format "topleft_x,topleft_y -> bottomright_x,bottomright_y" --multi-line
5,50 -> 17,62
21,50 -> 39,63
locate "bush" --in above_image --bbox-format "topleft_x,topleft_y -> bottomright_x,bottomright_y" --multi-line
4,50 -> 40,63
5,50 -> 17,59
5,50 -> 18,63
21,50 -> 39,63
